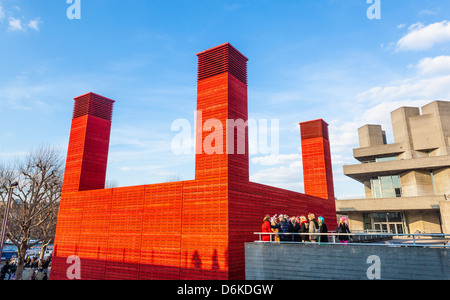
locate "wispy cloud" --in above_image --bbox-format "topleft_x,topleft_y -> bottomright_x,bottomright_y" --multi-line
7,17 -> 22,31
397,20 -> 450,51
419,8 -> 440,16
251,153 -> 302,166
250,164 -> 304,193
1,2 -> 41,32
0,2 -> 5,21
27,19 -> 40,31
223,4 -> 242,12
417,55 -> 450,76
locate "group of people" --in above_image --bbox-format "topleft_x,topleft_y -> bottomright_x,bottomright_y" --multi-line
0,256 -> 51,280
261,213 -> 351,244
24,256 -> 51,270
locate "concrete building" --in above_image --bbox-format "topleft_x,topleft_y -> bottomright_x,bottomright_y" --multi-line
336,100 -> 450,234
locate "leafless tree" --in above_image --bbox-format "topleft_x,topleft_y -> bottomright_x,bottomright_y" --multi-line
165,173 -> 181,182
0,146 -> 63,280
105,178 -> 119,189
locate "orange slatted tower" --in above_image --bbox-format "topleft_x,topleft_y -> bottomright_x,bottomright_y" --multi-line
300,119 -> 336,215
51,43 -> 337,280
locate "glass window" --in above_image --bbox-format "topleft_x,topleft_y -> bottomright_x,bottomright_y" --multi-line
363,213 -> 373,231
380,176 -> 395,198
374,223 -> 381,232
392,176 -> 401,188
371,178 -> 381,198
376,156 -> 397,162
371,175 -> 402,198
389,224 -> 396,233
372,213 -> 387,223
387,212 -> 402,222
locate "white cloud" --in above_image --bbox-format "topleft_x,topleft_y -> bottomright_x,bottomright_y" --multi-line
250,153 -> 304,192
417,55 -> 450,75
329,53 -> 450,169
0,3 -> 5,21
355,75 -> 450,104
397,20 -> 450,51
251,153 -> 301,166
1,3 -> 41,32
27,19 -> 40,31
8,17 -> 22,31
419,9 -> 440,16
250,165 -> 303,192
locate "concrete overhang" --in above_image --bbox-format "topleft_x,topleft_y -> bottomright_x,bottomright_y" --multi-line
335,195 -> 446,213
353,143 -> 406,162
343,155 -> 450,182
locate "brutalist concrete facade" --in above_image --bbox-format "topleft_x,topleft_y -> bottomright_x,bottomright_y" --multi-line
337,101 -> 450,234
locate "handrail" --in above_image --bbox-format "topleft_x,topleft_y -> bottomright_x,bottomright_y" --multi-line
253,232 -> 450,248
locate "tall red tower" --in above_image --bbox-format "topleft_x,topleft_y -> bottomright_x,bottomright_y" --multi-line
63,93 -> 114,193
51,43 -> 336,280
300,119 -> 336,221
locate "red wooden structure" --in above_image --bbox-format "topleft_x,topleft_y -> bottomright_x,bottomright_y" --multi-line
50,43 -> 336,280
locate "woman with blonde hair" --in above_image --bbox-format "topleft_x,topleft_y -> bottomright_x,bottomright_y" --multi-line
308,213 -> 319,242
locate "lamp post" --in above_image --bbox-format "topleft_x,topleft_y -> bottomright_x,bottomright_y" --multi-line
0,182 -> 19,261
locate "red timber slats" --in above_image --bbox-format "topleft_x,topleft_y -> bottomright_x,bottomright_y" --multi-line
73,92 -> 114,121
300,119 -> 336,222
140,182 -> 184,280
51,43 -> 336,281
62,93 -> 114,193
197,43 -> 248,85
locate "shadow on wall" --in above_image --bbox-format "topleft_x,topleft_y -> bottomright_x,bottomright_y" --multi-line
51,247 -> 228,280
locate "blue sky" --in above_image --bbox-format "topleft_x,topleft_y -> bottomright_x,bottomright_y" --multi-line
1,0 -> 450,198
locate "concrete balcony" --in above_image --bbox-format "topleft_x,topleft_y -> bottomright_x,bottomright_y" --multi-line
335,195 -> 446,213
353,142 -> 406,162
343,155 -> 450,183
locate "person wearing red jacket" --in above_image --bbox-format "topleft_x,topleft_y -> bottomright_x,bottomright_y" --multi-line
261,214 -> 273,242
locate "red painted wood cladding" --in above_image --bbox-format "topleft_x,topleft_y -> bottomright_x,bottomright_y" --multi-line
51,43 -> 336,280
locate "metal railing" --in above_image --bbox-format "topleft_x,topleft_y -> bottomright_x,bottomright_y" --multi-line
254,232 -> 450,248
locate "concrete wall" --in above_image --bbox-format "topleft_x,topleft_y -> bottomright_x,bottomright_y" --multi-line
405,211 -> 442,233
359,125 -> 385,148
245,243 -> 450,280
435,168 -> 450,195
441,200 -> 450,235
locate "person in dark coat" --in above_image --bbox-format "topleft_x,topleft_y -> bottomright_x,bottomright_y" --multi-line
318,216 -> 329,243
289,217 -> 301,242
299,216 -> 309,242
271,215 -> 290,242
336,217 -> 351,243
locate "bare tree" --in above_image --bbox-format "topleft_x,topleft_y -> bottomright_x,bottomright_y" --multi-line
165,173 -> 181,183
0,146 -> 63,280
105,178 -> 119,189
